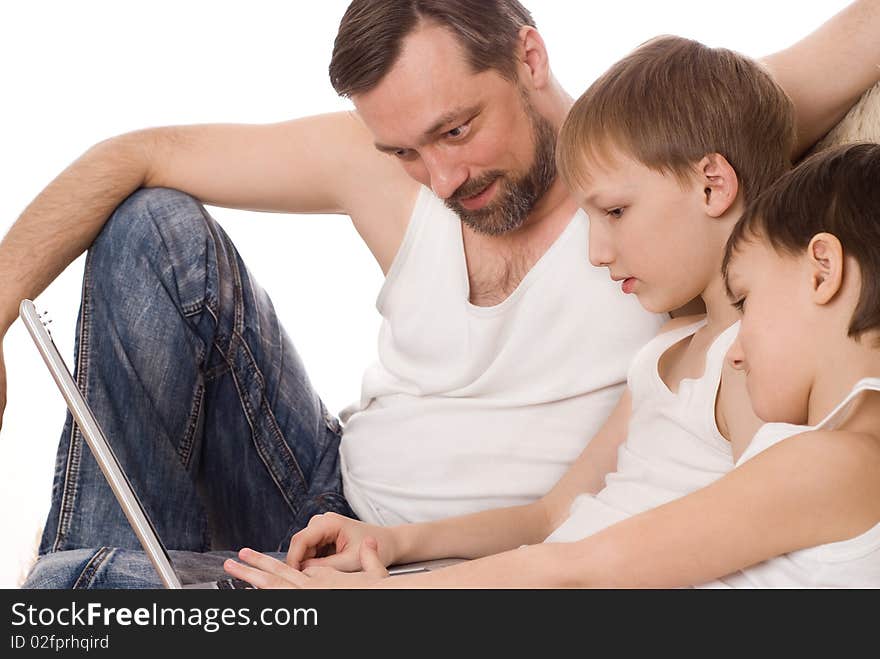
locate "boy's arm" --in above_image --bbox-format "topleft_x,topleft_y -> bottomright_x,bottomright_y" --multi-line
290,389 -> 632,569
392,389 -> 632,563
382,428 -> 880,587
761,0 -> 880,158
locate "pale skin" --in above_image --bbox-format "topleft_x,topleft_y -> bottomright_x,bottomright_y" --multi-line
225,234 -> 880,588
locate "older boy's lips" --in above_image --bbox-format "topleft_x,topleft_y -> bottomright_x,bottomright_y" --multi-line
458,179 -> 499,211
611,275 -> 637,294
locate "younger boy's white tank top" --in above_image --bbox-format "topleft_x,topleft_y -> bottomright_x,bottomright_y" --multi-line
546,319 -> 738,542
699,377 -> 880,588
338,186 -> 665,526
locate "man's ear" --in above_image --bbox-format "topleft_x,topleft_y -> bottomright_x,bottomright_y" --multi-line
518,26 -> 550,89
697,153 -> 740,218
807,232 -> 845,305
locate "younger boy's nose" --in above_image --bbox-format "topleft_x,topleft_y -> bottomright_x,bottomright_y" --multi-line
726,334 -> 746,371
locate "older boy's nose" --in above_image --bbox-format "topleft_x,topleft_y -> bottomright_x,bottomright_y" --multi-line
588,219 -> 614,267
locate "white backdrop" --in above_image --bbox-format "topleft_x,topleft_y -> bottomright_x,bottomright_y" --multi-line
0,0 -> 852,587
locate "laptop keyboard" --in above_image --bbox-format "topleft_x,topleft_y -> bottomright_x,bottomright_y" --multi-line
215,577 -> 256,590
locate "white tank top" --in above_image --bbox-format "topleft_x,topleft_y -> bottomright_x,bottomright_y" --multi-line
338,186 -> 666,525
546,319 -> 738,542
699,377 -> 880,588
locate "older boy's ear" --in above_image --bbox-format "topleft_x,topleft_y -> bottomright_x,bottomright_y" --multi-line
807,233 -> 844,305
698,154 -> 739,218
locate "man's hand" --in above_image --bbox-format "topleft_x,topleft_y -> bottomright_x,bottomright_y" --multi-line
224,539 -> 390,589
285,512 -> 398,572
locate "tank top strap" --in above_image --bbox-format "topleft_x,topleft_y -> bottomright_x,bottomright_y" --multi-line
700,321 -> 740,392
738,376 -> 880,467
815,377 -> 880,431
627,318 -> 707,403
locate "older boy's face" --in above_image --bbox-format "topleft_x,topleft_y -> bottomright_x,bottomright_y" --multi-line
573,151 -> 722,314
725,240 -> 815,424
353,23 -> 557,236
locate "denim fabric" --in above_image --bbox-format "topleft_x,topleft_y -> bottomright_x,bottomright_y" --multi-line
23,188 -> 356,589
22,547 -> 284,589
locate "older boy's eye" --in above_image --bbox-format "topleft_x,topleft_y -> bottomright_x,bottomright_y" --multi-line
604,207 -> 625,219
732,297 -> 747,313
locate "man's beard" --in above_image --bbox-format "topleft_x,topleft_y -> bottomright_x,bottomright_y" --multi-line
445,99 -> 558,236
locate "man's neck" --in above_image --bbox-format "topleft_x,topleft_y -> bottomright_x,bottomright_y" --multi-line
505,177 -> 579,243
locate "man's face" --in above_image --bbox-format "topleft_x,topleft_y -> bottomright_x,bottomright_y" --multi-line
353,23 -> 557,236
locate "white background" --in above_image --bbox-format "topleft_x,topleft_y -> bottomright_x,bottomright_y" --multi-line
0,0 -> 853,587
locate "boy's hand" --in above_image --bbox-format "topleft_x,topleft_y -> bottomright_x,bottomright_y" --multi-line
286,512 -> 398,572
225,538 -> 390,589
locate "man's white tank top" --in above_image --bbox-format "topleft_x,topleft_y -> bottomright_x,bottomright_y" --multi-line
700,376 -> 880,588
338,186 -> 666,526
546,318 -> 738,543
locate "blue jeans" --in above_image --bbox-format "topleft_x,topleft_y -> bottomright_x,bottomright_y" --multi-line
22,188 -> 356,588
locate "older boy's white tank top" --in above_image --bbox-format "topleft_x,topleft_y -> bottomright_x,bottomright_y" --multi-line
699,377 -> 880,588
545,319 -> 738,543
338,186 -> 665,526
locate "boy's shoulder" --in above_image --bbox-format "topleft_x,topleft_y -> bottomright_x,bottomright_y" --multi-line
770,427 -> 880,503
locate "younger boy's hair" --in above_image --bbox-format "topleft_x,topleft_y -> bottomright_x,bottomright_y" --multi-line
557,35 -> 796,204
723,142 -> 880,341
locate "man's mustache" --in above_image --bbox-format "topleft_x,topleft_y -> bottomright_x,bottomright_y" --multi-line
449,172 -> 504,203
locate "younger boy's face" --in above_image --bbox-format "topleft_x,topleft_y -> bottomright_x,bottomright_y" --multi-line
573,151 -> 723,314
725,239 -> 815,424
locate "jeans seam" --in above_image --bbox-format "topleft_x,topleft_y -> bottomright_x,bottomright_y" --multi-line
52,250 -> 94,552
178,379 -> 205,469
72,547 -> 114,589
223,339 -> 307,515
181,301 -> 204,317
210,216 -> 309,511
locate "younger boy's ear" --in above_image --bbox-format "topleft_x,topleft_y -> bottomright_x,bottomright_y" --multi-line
807,232 -> 844,305
698,154 -> 739,218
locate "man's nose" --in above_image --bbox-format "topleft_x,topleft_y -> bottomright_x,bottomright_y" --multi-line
423,149 -> 468,200
588,218 -> 615,267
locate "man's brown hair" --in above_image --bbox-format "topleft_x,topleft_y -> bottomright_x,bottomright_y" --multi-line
557,35 -> 796,205
329,0 -> 536,98
723,142 -> 880,341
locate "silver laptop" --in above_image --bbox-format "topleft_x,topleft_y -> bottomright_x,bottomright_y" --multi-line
20,299 -> 458,588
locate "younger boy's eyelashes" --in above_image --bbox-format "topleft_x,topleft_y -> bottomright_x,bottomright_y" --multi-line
604,207 -> 625,219
732,297 -> 747,313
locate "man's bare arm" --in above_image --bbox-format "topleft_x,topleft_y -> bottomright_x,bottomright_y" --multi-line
0,111 -> 418,428
762,0 -> 880,157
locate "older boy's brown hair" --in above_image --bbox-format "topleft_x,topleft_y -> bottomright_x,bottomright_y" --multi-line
557,35 -> 796,205
329,0 -> 535,98
723,142 -> 880,341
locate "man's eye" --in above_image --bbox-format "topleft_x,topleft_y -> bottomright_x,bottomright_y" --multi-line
446,122 -> 471,139
393,148 -> 414,159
